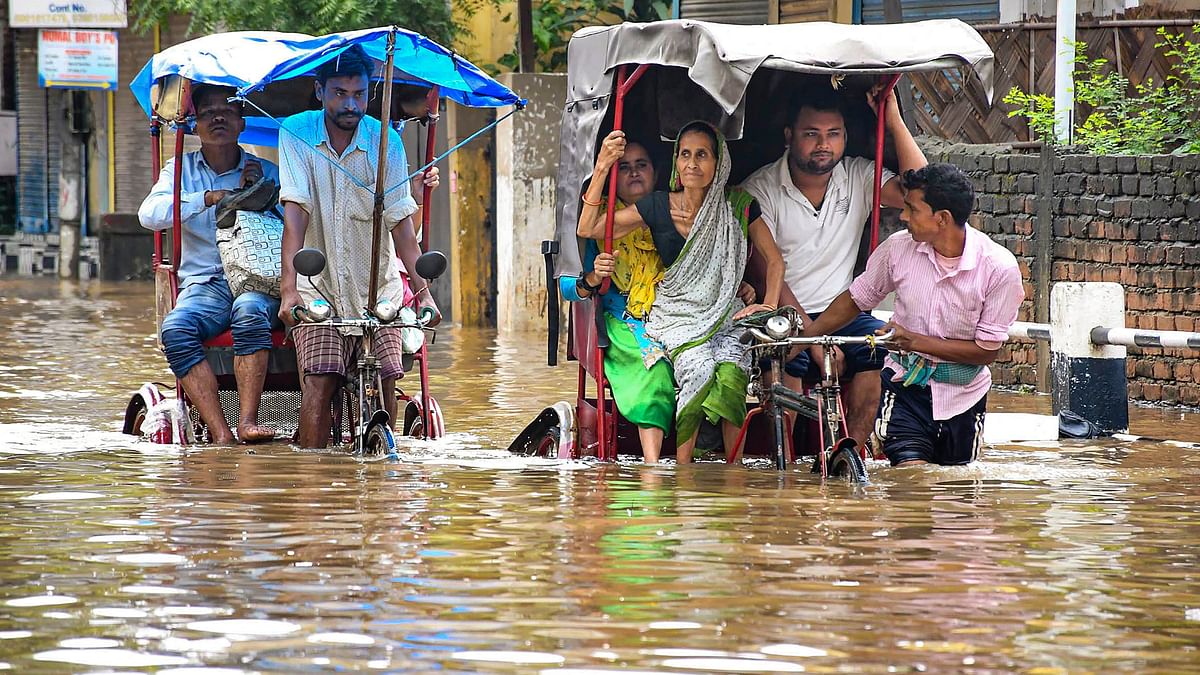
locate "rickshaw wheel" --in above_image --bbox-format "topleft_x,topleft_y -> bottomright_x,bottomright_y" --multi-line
124,397 -> 148,436
534,426 -> 560,458
827,441 -> 869,483
404,416 -> 424,438
363,422 -> 395,458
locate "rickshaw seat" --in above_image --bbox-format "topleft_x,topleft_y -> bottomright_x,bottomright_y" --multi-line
202,328 -> 290,349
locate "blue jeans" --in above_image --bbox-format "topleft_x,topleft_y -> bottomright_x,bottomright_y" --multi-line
782,311 -> 887,379
160,278 -> 281,378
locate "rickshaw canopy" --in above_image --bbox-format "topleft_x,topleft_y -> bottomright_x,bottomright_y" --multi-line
131,27 -> 524,147
554,18 -> 996,278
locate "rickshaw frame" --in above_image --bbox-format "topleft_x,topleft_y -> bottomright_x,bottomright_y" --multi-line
123,27 -> 524,447
514,19 -> 995,467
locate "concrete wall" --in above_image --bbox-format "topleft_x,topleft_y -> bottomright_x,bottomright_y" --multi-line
929,143 -> 1200,407
495,73 -> 566,333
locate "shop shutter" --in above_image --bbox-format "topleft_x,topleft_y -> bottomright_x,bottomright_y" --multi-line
857,0 -> 999,24
778,0 -> 839,23
15,29 -> 57,232
679,0 -> 771,24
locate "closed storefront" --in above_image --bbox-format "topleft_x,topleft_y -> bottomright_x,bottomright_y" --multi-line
856,0 -> 1000,24
779,0 -> 841,23
679,0 -> 771,24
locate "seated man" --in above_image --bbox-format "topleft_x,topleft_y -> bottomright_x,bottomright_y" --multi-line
741,85 -> 926,446
138,84 -> 281,444
804,164 -> 1024,466
278,46 -> 440,449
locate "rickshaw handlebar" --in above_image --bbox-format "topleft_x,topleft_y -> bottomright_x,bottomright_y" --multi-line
293,311 -> 435,330
743,328 -> 896,348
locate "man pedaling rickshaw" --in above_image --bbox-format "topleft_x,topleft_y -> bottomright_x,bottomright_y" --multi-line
278,45 -> 441,450
138,84 -> 282,445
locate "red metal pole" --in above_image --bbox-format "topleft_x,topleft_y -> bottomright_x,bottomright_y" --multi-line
171,80 -> 191,277
870,74 -> 901,252
151,119 -> 163,267
417,85 -> 440,439
419,85 -> 440,252
599,64 -> 649,294
595,64 -> 649,461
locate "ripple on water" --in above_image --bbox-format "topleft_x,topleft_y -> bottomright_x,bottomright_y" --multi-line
451,651 -> 566,665
185,620 -> 301,637
6,595 -> 77,608
32,649 -> 189,667
19,491 -> 105,501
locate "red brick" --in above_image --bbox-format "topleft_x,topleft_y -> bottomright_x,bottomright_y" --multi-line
1143,383 -> 1163,400
1163,386 -> 1180,404
1176,316 -> 1196,332
1152,361 -> 1172,378
1110,246 -> 1128,264
1120,267 -> 1138,286
1182,388 -> 1200,406
1174,363 -> 1193,382
1102,267 -> 1121,283
1127,382 -> 1142,399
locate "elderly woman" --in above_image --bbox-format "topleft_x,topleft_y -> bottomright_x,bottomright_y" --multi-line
563,139 -> 673,464
579,122 -> 785,463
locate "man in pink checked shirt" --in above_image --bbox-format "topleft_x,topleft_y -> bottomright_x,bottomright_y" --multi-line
803,163 -> 1024,466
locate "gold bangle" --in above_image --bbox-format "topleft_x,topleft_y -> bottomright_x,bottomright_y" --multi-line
581,195 -> 602,207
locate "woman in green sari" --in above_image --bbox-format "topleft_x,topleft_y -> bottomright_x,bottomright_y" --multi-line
579,122 -> 786,462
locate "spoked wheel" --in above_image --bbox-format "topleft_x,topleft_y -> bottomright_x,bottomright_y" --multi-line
362,422 -> 396,458
826,441 -> 869,483
403,414 -> 424,438
532,425 -> 560,458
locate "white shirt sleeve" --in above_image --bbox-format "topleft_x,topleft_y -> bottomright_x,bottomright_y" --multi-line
137,158 -> 207,232
277,120 -> 313,214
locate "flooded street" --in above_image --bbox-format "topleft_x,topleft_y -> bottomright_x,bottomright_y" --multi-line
2,278 -> 1200,673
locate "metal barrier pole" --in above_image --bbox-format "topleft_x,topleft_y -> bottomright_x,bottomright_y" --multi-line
1050,282 -> 1128,433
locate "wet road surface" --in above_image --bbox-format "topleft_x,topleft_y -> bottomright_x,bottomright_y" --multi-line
1,278 -> 1199,673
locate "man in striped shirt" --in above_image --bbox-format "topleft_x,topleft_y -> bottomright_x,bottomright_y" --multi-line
803,163 -> 1024,466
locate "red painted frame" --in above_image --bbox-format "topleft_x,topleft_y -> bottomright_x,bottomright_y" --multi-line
577,66 -> 901,463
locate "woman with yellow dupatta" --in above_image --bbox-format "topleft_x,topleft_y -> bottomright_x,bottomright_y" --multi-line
562,139 -> 675,464
579,124 -> 786,464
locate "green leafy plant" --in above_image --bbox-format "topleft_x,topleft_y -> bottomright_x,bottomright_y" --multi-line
129,0 -> 498,46
1003,27 -> 1200,155
496,0 -> 671,73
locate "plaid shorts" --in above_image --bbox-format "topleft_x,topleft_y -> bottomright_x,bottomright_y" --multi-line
293,325 -> 407,381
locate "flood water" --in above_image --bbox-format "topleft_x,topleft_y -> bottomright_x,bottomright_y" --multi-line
2,278 -> 1199,673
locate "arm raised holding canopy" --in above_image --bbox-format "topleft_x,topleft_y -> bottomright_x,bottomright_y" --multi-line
576,130 -> 648,241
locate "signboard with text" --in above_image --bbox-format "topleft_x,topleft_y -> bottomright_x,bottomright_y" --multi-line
38,29 -> 119,91
10,0 -> 127,28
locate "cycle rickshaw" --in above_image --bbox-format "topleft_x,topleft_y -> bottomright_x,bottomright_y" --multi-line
509,19 -> 995,476
120,27 -> 523,447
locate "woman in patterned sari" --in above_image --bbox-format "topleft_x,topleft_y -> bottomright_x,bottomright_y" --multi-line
579,122 -> 785,463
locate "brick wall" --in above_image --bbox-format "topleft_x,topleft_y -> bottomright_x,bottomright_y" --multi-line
925,143 -> 1200,407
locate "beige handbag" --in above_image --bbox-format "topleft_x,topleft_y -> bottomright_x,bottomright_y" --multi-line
216,209 -> 284,298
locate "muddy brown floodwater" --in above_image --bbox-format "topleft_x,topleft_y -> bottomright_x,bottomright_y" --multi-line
1,278 -> 1199,673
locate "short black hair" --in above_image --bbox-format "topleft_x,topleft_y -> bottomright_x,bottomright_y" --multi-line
316,45 -> 373,85
191,84 -> 239,112
786,87 -> 844,128
901,163 -> 975,226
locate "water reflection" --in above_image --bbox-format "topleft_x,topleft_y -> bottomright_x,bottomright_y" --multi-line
1,278 -> 1200,672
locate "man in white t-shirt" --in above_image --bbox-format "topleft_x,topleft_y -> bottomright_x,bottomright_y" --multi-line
741,85 -> 927,446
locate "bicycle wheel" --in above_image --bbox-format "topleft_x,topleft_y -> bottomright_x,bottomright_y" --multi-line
362,422 -> 396,458
827,442 -> 869,483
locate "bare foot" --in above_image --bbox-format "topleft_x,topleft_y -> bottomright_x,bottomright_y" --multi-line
210,431 -> 237,446
238,423 -> 277,444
